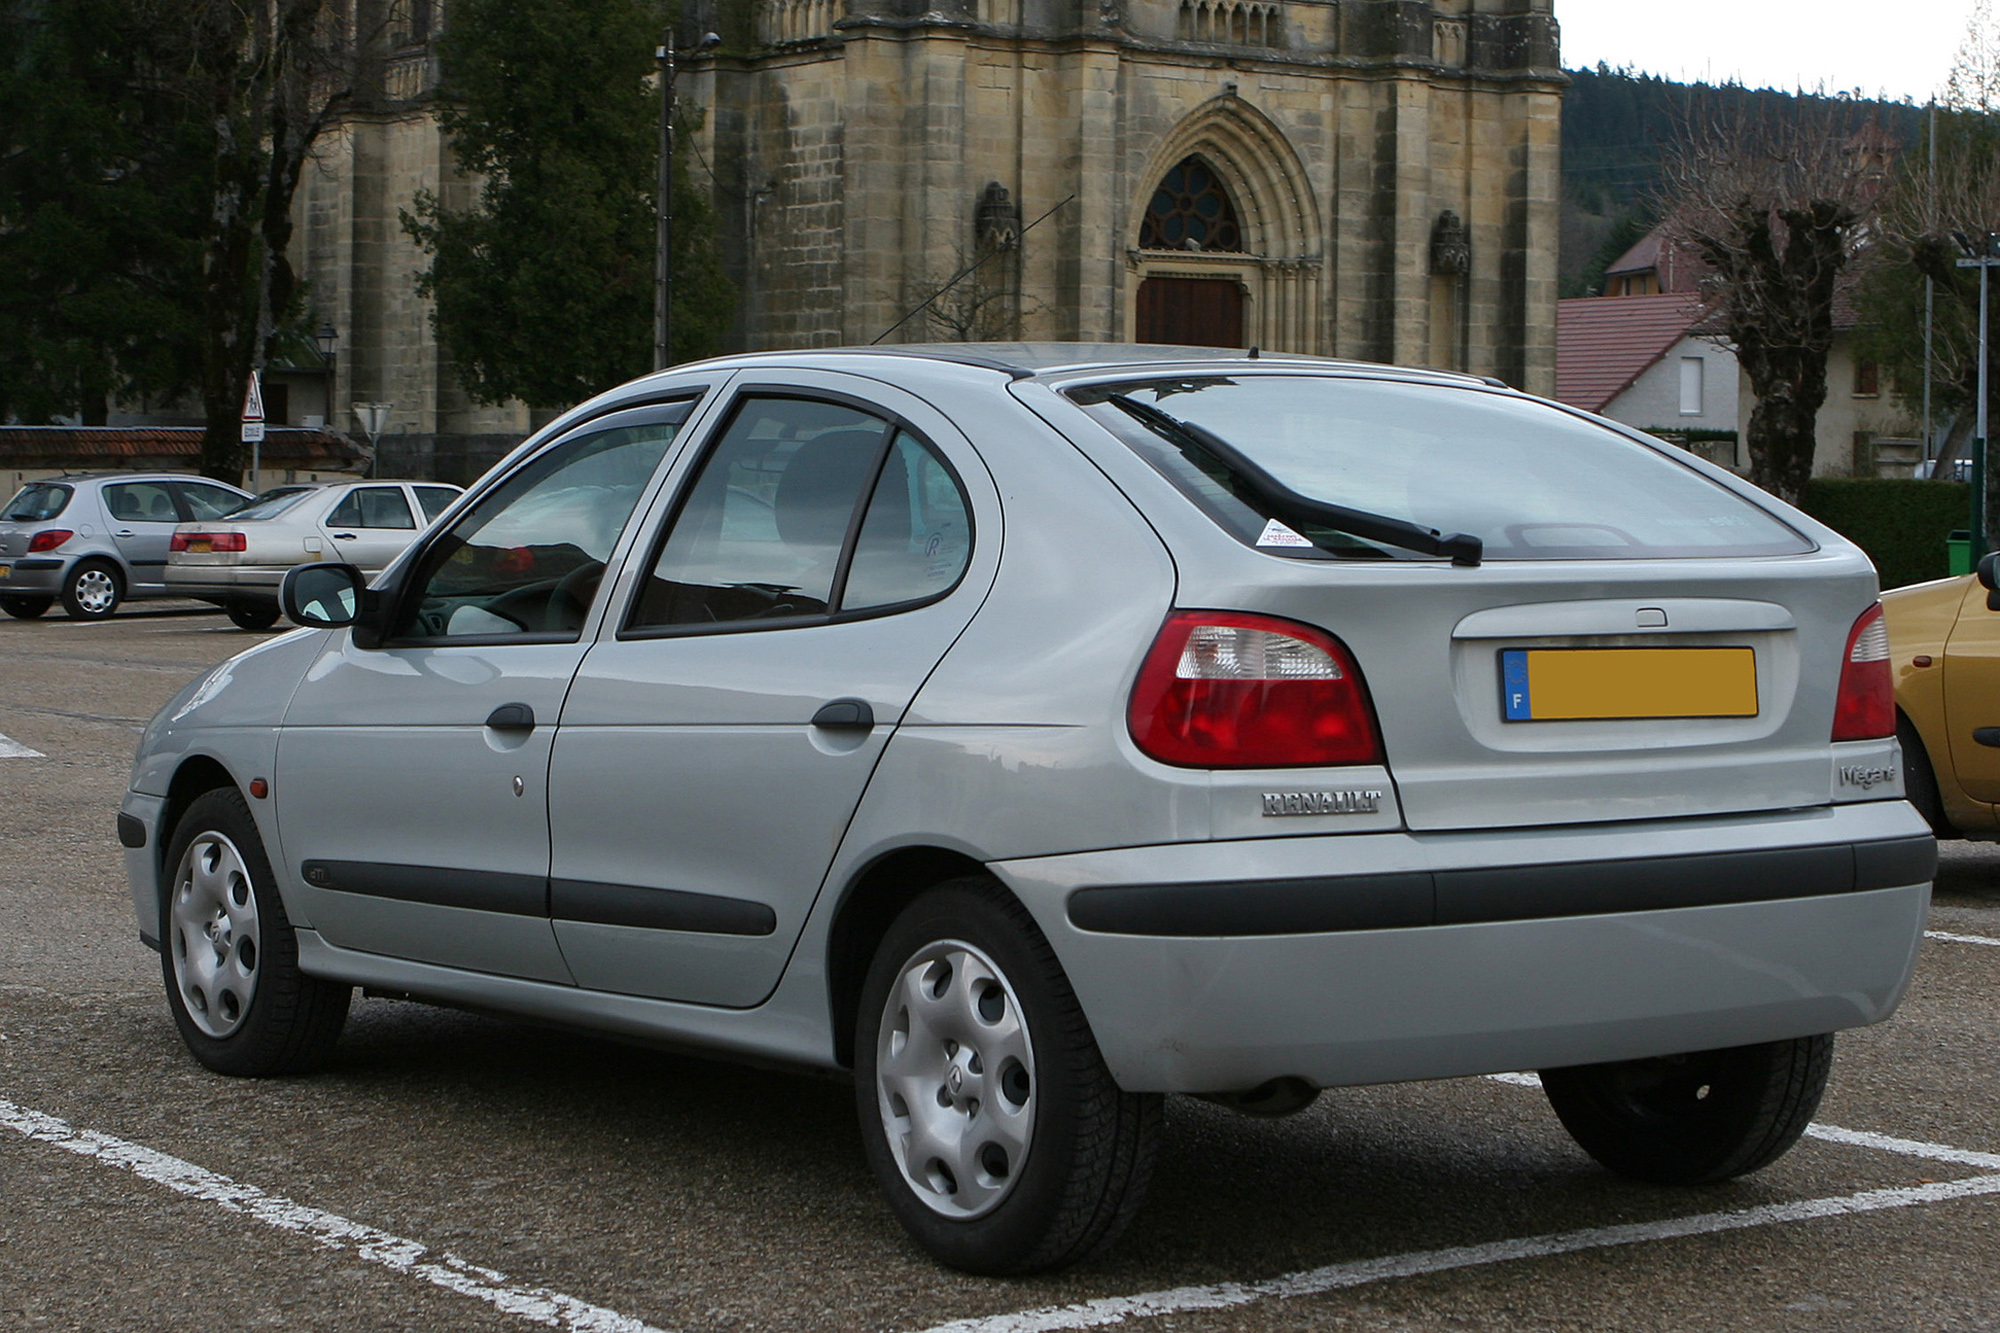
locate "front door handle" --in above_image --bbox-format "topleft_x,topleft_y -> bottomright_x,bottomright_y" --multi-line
811,698 -> 874,729
1974,727 -> 2000,748
486,702 -> 535,731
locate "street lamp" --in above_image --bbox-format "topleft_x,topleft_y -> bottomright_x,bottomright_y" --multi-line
1955,232 -> 2000,560
314,323 -> 337,429
654,28 -> 720,371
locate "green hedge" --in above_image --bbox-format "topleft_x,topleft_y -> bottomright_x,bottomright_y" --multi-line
1799,478 -> 1970,591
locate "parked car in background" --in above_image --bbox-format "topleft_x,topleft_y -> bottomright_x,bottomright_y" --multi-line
165,479 -> 462,630
0,473 -> 253,620
123,345 -> 1931,1274
1881,556 -> 2000,839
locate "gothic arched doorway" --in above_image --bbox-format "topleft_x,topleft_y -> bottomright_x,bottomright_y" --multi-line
1135,157 -> 1247,347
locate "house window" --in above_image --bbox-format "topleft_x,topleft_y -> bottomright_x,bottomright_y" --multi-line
1678,356 -> 1704,417
1139,157 -> 1243,253
1853,359 -> 1880,398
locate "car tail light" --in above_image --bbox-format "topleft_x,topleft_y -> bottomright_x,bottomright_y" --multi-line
1128,611 -> 1382,768
26,529 -> 73,552
170,531 -> 247,552
1832,602 -> 1893,741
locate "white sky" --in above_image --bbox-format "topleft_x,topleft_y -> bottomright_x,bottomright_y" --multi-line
1555,0 -> 1977,104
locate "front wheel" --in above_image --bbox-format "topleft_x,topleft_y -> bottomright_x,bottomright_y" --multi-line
0,595 -> 52,619
855,877 -> 1160,1274
1541,1035 -> 1832,1185
160,787 -> 350,1075
61,559 -> 122,619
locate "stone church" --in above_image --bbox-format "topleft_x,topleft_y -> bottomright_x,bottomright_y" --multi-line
286,0 -> 1561,479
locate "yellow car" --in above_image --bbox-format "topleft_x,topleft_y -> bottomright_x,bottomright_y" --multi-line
1882,561 -> 2000,838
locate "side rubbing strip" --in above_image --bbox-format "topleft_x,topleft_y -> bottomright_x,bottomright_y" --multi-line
299,861 -> 547,917
1065,835 -> 1937,937
551,879 -> 777,937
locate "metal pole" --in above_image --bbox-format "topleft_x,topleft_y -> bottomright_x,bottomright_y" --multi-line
1925,104 -> 1937,462
1977,253 -> 1989,560
653,28 -> 674,372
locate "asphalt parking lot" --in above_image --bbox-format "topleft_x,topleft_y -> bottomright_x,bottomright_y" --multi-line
1,606 -> 1997,1332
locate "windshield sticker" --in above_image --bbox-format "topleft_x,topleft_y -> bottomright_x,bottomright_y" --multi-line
1255,519 -> 1314,549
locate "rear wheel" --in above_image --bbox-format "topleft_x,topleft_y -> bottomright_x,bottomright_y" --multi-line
856,877 -> 1160,1274
160,787 -> 350,1075
1541,1035 -> 1832,1185
60,559 -> 121,619
225,602 -> 281,632
0,595 -> 52,619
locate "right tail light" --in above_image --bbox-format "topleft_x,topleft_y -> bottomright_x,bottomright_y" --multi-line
1832,602 -> 1893,741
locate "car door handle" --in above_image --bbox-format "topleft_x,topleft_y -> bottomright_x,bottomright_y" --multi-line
486,702 -> 536,731
811,698 -> 874,729
1974,728 -> 2000,748
333,532 -> 358,540
114,528 -> 135,537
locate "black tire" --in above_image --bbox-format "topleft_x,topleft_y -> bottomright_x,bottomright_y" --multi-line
160,787 -> 350,1075
1897,714 -> 1951,838
60,558 -> 122,619
855,877 -> 1161,1275
225,602 -> 282,632
1541,1034 -> 1833,1185
0,595 -> 52,619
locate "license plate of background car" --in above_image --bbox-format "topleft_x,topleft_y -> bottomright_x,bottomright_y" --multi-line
0,564 -> 9,579
1501,647 -> 1758,721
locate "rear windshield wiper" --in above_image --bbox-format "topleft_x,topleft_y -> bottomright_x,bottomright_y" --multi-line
1106,395 -> 1483,567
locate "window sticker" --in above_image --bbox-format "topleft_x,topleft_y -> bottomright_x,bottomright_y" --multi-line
1255,519 -> 1314,549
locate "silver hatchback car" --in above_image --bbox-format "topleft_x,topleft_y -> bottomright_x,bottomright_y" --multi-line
0,472 -> 252,619
120,346 -> 1933,1273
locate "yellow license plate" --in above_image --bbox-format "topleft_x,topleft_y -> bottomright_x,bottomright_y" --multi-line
0,563 -> 10,579
186,539 -> 212,553
1502,647 -> 1758,721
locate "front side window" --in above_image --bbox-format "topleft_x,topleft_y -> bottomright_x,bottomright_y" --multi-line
393,408 -> 688,642
2,483 -> 71,521
328,486 -> 415,530
1073,375 -> 1812,561
175,483 -> 245,520
629,398 -> 973,631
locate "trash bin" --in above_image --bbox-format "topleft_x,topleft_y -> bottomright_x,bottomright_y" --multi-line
1949,530 -> 1972,576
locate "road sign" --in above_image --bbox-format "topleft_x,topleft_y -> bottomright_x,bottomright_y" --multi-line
241,372 -> 266,444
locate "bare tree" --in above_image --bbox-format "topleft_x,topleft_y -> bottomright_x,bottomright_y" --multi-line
1662,99 -> 1884,504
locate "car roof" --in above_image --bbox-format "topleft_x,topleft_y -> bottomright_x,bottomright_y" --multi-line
25,471 -> 248,486
665,341 -> 1503,388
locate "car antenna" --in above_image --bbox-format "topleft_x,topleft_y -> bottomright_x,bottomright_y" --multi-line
870,195 -> 1075,346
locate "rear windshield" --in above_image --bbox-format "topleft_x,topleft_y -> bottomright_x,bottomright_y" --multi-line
2,483 -> 72,522
1070,375 -> 1812,561
228,488 -> 318,521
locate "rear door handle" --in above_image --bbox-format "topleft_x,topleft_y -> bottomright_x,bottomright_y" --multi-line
486,702 -> 535,731
811,698 -> 874,729
1974,727 -> 2000,748
333,532 -> 358,540
114,529 -> 136,537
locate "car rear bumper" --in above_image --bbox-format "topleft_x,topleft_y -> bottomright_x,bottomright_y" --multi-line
165,567 -> 285,604
992,799 -> 1934,1093
0,557 -> 70,594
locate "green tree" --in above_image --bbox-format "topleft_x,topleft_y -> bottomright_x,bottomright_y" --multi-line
0,0 -> 347,481
403,0 -> 734,409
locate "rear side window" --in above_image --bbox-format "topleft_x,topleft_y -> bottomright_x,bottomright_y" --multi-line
1072,376 -> 1812,561
103,481 -> 179,523
327,486 -> 415,529
2,483 -> 71,521
414,486 -> 460,521
843,433 -> 972,611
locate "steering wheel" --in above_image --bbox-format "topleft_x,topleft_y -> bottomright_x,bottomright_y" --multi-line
544,560 -> 606,632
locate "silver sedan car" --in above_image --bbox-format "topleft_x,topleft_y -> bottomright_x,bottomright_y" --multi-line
165,479 -> 461,629
120,345 -> 1932,1273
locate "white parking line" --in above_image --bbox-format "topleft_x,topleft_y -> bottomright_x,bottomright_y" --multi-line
0,732 -> 44,758
0,1097 -> 670,1333
1927,929 -> 2000,948
916,1175 -> 2000,1333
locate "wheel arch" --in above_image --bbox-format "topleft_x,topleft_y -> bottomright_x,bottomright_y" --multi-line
157,755 -> 243,902
825,845 -> 992,1069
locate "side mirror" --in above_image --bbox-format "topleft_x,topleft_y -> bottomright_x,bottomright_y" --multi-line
282,562 -> 366,629
1981,552 -> 2000,611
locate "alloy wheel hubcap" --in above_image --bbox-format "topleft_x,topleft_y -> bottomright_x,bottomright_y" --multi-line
73,569 -> 116,613
169,831 -> 261,1038
876,939 -> 1035,1219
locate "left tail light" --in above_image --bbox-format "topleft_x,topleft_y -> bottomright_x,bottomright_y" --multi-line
1831,602 -> 1893,741
26,529 -> 73,552
1128,610 -> 1382,768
